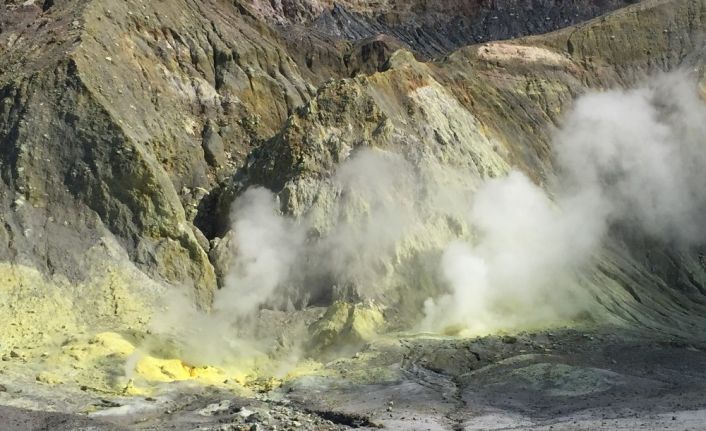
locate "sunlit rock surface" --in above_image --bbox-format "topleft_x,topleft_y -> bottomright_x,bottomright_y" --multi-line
2,0 -> 706,429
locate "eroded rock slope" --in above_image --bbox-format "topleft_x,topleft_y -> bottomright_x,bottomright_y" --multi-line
1,0 -> 706,366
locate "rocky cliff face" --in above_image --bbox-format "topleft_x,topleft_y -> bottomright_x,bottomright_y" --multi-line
2,0 -> 706,365
239,0 -> 706,330
1,0 -> 320,309
242,0 -> 638,57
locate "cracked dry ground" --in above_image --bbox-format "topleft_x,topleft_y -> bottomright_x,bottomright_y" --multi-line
4,0 -> 706,430
3,327 -> 706,430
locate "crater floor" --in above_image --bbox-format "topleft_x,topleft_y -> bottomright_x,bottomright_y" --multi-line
2,326 -> 706,430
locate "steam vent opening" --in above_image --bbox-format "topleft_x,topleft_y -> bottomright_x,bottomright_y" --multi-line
3,0 -> 706,429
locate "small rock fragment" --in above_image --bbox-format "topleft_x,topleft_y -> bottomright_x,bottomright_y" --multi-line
36,371 -> 63,385
501,335 -> 517,344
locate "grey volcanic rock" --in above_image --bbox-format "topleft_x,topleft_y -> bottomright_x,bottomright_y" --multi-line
0,0 -> 325,305
232,0 -> 706,329
3,1 -> 706,430
266,0 -> 640,58
2,0 -> 705,322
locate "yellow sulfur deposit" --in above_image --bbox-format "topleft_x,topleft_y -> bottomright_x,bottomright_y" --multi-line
0,261 -> 392,399
92,332 -> 136,356
134,357 -> 193,382
133,356 -> 233,386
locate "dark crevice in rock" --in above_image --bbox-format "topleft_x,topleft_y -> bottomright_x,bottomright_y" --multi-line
304,408 -> 378,428
193,186 -> 229,241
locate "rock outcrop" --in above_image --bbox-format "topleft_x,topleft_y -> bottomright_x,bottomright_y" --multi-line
243,0 -> 639,58
1,0 -> 706,346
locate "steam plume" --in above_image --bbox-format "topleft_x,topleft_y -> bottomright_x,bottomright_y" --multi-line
424,72 -> 706,334
153,72 -> 706,360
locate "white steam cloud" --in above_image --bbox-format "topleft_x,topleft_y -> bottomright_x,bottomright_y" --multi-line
215,149 -> 421,314
422,171 -> 602,334
149,150 -> 423,365
557,74 -> 706,244
155,72 -> 706,357
424,72 -> 706,334
216,188 -> 305,316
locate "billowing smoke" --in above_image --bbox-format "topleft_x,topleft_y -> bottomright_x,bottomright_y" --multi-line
424,72 -> 706,334
155,72 -> 706,360
422,171 -> 603,334
217,150 -> 421,310
557,73 -> 706,244
309,150 -> 420,299
149,150 -> 422,365
215,188 -> 305,316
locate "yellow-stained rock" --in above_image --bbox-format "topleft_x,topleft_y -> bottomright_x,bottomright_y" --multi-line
135,357 -> 192,382
36,371 -> 63,385
91,332 -> 136,356
309,301 -> 385,356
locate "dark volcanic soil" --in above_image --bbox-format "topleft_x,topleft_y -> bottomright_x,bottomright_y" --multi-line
4,327 -> 706,431
3,0 -> 706,430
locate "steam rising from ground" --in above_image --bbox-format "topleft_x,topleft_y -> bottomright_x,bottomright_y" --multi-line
425,72 -> 706,333
153,72 -> 706,362
557,75 -> 706,244
422,171 -> 602,334
216,150 -> 421,315
217,189 -> 305,316
150,151 -> 422,365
